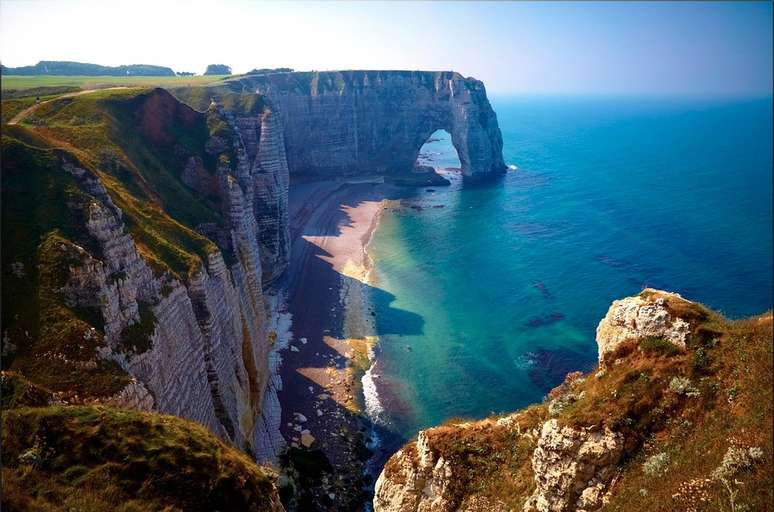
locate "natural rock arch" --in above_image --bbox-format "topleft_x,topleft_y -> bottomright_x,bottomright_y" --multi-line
415,129 -> 462,170
234,70 -> 507,180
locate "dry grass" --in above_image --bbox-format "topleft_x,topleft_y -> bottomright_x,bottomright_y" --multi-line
382,306 -> 772,512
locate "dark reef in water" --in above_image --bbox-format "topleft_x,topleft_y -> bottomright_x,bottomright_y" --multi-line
525,312 -> 565,328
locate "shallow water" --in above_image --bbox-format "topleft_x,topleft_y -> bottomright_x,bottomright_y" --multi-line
367,95 -> 773,440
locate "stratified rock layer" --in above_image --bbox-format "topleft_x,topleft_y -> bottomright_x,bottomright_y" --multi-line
29,88 -> 292,461
235,70 -> 506,179
374,431 -> 455,512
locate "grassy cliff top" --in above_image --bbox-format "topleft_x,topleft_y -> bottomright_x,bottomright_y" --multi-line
3,87 -> 225,279
1,85 -> 246,401
1,405 -> 282,512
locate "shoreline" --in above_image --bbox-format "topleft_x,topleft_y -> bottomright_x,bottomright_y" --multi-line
274,178 -> 408,508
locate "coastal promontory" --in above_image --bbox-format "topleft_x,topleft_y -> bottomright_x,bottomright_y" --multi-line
374,289 -> 772,512
223,70 -> 508,180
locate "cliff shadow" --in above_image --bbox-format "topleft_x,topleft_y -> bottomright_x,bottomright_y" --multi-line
274,180 -> 426,509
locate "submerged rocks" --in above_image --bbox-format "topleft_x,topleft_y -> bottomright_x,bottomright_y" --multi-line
595,289 -> 698,362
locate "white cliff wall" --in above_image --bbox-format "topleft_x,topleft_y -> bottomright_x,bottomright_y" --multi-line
60,97 -> 291,461
244,70 -> 507,180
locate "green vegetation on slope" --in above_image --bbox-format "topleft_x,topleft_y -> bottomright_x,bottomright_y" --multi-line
170,82 -> 268,115
1,406 -> 281,512
5,87 -> 226,278
1,84 -> 257,401
0,137 -> 130,399
1,87 -> 82,123
1,372 -> 55,409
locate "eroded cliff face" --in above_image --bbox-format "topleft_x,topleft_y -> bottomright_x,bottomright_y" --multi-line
1,88 -> 290,462
232,70 -> 506,180
373,290 -> 773,512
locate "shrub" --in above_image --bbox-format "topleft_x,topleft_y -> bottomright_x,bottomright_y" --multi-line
643,452 -> 670,476
640,337 -> 682,356
118,302 -> 156,353
669,377 -> 700,397
712,446 -> 765,480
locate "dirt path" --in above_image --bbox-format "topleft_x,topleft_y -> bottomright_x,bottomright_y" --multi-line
7,86 -> 130,125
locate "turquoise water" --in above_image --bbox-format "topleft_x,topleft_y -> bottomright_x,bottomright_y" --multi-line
367,96 -> 773,440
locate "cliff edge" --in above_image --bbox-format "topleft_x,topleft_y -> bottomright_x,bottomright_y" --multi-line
1,86 -> 289,461
374,289 -> 772,512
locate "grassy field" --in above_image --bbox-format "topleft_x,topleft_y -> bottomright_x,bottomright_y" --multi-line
1,74 -> 230,91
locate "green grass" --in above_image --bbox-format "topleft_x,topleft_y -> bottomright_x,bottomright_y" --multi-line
0,137 -> 112,391
8,87 -> 225,279
171,84 -> 268,115
1,74 -> 230,91
1,405 -> 281,512
118,303 -> 157,354
1,372 -> 54,409
9,232 -> 131,399
1,85 -> 81,99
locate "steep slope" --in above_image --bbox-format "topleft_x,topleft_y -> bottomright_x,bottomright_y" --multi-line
1,86 -> 290,460
0,390 -> 282,511
374,290 -> 772,512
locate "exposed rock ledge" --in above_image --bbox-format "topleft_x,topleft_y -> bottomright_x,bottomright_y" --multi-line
524,420 -> 623,512
595,288 -> 699,362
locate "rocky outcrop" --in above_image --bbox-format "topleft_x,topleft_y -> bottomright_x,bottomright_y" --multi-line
524,420 -> 623,512
595,288 -> 699,362
234,70 -> 506,180
212,101 -> 291,285
373,289 -> 732,512
373,431 -> 456,512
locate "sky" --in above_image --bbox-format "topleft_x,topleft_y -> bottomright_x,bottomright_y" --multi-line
0,0 -> 771,96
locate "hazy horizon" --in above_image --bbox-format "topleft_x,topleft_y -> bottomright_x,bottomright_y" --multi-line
1,0 -> 771,96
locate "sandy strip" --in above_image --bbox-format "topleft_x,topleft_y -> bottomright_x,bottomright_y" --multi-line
275,179 -> 407,506
301,199 -> 386,284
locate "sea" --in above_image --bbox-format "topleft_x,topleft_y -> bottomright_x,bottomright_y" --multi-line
363,95 -> 773,443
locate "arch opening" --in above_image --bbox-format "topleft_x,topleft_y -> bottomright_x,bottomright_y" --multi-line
414,129 -> 462,175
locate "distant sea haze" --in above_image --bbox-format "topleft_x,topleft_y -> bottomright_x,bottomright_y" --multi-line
366,95 -> 773,441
